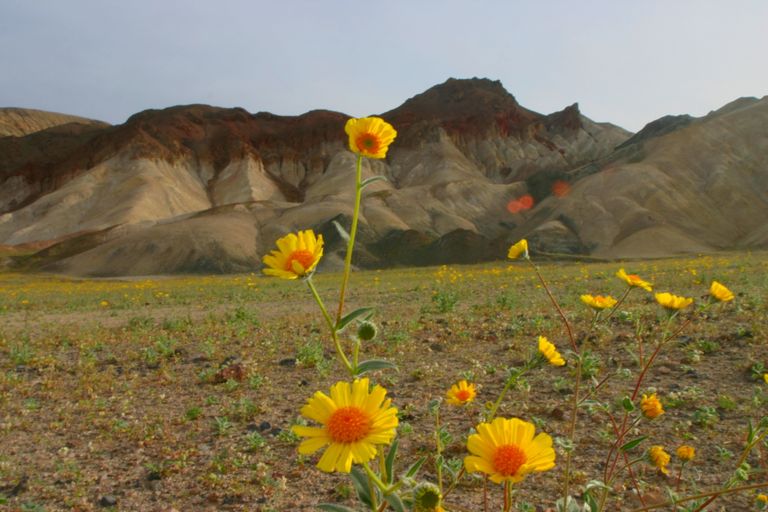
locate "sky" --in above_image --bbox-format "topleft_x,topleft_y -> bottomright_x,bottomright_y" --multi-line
1,0 -> 767,132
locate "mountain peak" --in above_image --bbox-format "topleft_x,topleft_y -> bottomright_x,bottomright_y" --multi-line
383,77 -> 537,136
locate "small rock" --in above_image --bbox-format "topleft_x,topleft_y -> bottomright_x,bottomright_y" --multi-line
258,421 -> 272,432
98,495 -> 117,507
278,358 -> 296,367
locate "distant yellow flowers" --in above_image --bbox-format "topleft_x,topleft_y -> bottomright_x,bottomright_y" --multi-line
446,380 -> 477,406
655,292 -> 693,311
262,229 -> 324,279
538,336 -> 565,367
709,281 -> 734,302
507,239 -> 529,260
640,393 -> 664,419
464,417 -> 555,484
676,445 -> 695,462
292,378 -> 398,473
616,268 -> 652,292
345,117 -> 397,159
648,445 -> 670,474
580,294 -> 617,310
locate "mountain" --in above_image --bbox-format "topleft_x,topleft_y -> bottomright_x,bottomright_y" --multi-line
0,79 -> 765,276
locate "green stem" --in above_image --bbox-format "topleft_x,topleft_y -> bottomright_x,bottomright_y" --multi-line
486,366 -> 529,421
435,407 -> 444,493
562,356 -> 583,508
306,277 -> 353,374
503,480 -> 513,512
336,154 -> 364,325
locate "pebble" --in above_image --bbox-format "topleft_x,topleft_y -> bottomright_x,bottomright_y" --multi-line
99,495 -> 117,507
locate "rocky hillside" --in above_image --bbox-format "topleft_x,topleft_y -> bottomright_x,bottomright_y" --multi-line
0,79 -> 765,276
0,107 -> 108,137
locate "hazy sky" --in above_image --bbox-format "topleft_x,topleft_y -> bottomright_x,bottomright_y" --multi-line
1,0 -> 766,132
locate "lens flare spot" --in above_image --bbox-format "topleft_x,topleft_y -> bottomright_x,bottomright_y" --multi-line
552,180 -> 571,198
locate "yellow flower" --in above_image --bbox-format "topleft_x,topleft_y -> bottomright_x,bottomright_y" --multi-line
507,239 -> 529,260
709,281 -> 734,302
99,300 -> 110,308
344,116 -> 397,159
292,378 -> 398,473
648,445 -> 670,475
262,229 -> 324,279
655,292 -> 693,311
616,268 -> 653,292
580,294 -> 617,310
763,373 -> 768,384
640,393 -> 664,419
464,417 -> 555,484
446,380 -> 477,406
538,336 -> 565,366
757,493 -> 768,504
676,445 -> 695,462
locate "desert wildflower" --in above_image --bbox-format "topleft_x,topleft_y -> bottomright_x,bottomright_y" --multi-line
648,445 -> 670,475
640,393 -> 664,419
464,417 -> 556,484
262,229 -> 324,279
292,378 -> 398,473
709,281 -> 734,302
757,494 -> 768,505
344,116 -> 397,159
99,300 -> 110,308
676,445 -> 695,462
616,268 -> 653,292
655,292 -> 693,311
446,380 -> 477,406
538,336 -> 565,366
413,482 -> 444,512
580,294 -> 617,310
507,239 -> 529,260
763,373 -> 768,384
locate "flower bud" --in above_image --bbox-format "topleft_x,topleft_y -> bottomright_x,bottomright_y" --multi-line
357,320 -> 377,341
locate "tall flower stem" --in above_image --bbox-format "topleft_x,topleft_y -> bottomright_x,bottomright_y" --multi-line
562,356 -> 582,508
306,277 -> 353,374
629,481 -> 768,512
503,480 -> 513,512
605,286 -> 632,321
527,259 -> 578,352
336,154 -> 364,325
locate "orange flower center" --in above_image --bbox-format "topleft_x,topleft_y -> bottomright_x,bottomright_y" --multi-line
627,274 -> 641,283
493,444 -> 527,477
355,133 -> 381,154
327,406 -> 371,443
455,389 -> 472,402
285,249 -> 315,272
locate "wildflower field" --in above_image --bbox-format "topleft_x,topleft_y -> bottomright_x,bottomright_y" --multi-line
1,252 -> 767,511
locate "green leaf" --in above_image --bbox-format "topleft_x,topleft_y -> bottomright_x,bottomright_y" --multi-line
332,220 -> 350,242
336,307 -> 374,332
384,438 -> 398,483
385,493 -> 406,512
621,396 -> 635,412
405,456 -> 427,478
354,359 -> 398,376
349,466 -> 372,507
584,479 -> 611,492
361,175 -> 389,189
318,505 -> 358,512
620,435 -> 648,452
583,490 -> 599,512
